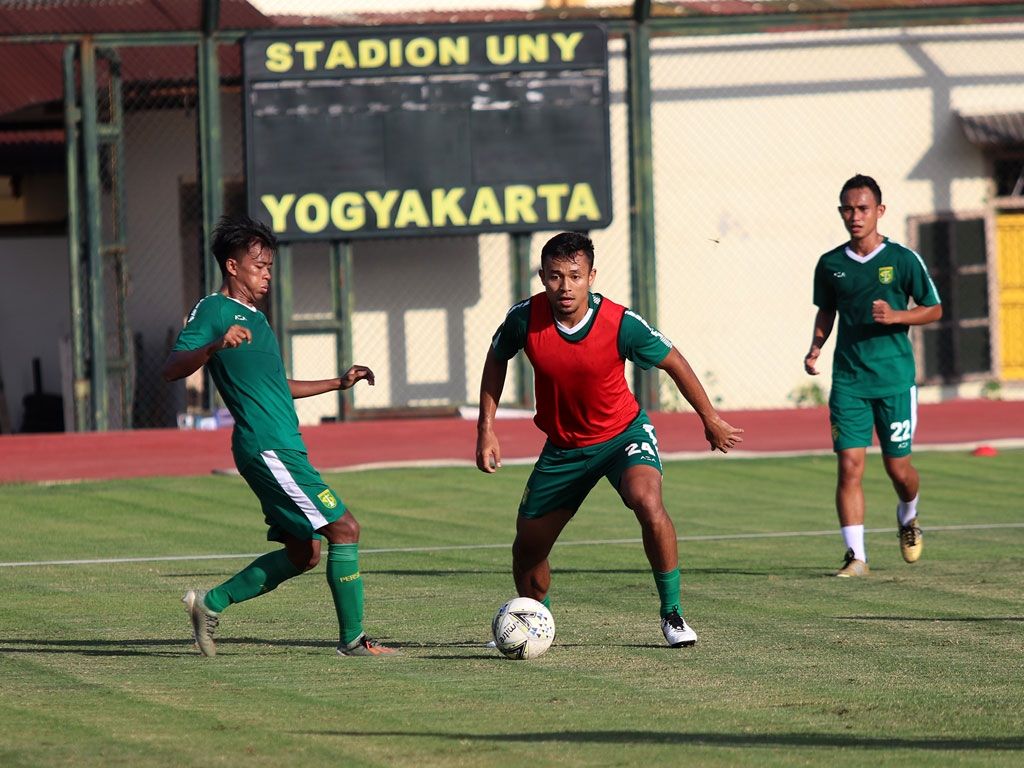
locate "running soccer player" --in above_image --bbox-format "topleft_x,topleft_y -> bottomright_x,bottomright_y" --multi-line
805,174 -> 942,577
475,232 -> 742,647
162,215 -> 397,657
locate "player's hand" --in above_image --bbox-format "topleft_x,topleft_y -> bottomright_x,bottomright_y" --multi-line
476,430 -> 502,473
218,324 -> 252,350
339,365 -> 375,390
704,415 -> 743,453
872,299 -> 897,325
804,346 -> 822,375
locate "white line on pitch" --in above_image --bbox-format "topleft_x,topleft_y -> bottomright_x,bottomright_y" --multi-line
2,522 -> 1023,568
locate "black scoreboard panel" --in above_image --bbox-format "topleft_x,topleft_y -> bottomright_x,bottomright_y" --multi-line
244,24 -> 611,240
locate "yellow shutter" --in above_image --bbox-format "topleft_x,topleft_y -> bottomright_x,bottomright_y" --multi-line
995,213 -> 1024,379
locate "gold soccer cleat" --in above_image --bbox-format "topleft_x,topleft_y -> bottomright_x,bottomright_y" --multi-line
834,548 -> 870,578
899,519 -> 923,563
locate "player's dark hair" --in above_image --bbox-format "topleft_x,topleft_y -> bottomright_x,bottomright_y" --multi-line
541,232 -> 595,269
212,215 -> 278,277
840,174 -> 882,205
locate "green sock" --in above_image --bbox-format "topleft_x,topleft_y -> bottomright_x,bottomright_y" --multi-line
205,548 -> 303,613
653,567 -> 681,618
541,594 -> 551,610
327,543 -> 365,646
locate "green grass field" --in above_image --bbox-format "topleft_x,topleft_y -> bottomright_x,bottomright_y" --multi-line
1,450 -> 1022,767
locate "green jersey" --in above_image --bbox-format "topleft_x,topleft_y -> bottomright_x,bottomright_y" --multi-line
172,292 -> 305,463
813,237 -> 940,398
491,292 -> 672,368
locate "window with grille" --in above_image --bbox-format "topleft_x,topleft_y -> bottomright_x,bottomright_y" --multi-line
911,216 -> 991,384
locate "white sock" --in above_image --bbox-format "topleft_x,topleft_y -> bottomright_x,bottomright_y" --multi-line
841,524 -> 866,563
897,495 -> 919,526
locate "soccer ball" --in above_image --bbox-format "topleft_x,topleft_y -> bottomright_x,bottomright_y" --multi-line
491,597 -> 555,659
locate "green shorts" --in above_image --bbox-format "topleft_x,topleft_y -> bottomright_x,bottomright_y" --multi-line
238,448 -> 347,542
519,410 -> 663,519
829,386 -> 917,458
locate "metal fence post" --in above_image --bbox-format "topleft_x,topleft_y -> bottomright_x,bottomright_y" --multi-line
80,38 -> 108,430
63,43 -> 89,432
626,19 -> 660,411
510,232 -> 534,409
334,241 -> 355,421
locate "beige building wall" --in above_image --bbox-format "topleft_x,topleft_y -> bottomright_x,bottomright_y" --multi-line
648,24 -> 1024,410
291,23 -> 1024,421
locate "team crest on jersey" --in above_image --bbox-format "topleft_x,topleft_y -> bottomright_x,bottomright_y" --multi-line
317,489 -> 338,509
831,423 -> 840,441
878,266 -> 894,284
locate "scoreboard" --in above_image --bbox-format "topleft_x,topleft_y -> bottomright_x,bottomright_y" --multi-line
243,23 -> 611,240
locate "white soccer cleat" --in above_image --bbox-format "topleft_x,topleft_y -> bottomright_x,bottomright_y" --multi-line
661,611 -> 697,647
183,589 -> 220,657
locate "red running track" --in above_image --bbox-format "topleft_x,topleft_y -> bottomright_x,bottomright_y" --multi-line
1,399 -> 1022,484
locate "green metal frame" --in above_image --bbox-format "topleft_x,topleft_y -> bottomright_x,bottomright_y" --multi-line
606,3 -> 1024,36
625,22 -> 660,411
66,42 -> 132,431
333,241 -> 356,420
198,34 -> 223,297
270,241 -> 356,421
78,40 -> 108,430
102,47 -> 132,429
271,243 -> 294,376
62,44 -> 88,432
198,4 -> 226,414
510,232 -> 534,409
20,2 -> 1024,426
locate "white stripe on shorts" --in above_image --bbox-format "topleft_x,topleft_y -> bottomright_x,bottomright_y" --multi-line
261,449 -> 330,531
910,385 -> 918,438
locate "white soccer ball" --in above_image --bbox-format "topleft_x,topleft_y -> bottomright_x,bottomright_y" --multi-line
491,597 -> 555,659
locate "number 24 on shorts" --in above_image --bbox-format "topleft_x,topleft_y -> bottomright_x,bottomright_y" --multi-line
626,441 -> 657,457
625,424 -> 659,457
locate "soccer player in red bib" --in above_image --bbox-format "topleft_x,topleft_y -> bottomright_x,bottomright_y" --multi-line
476,232 -> 743,647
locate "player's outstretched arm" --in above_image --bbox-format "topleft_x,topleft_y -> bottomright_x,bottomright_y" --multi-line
476,347 -> 508,473
656,347 -> 743,453
288,365 -> 375,399
161,324 -> 252,382
804,309 -> 835,375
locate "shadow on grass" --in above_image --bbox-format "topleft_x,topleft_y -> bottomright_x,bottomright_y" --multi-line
834,615 -> 1024,623
0,636 -> 680,657
0,636 -> 499,656
307,729 -> 1024,751
159,572 -> 240,578
154,567 -> 829,578
682,567 -> 826,576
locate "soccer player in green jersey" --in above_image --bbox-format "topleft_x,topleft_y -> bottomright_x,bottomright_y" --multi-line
162,216 -> 398,657
805,175 -> 942,577
476,232 -> 742,647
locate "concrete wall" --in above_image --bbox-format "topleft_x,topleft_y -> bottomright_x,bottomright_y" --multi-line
0,235 -> 69,432
649,25 -> 1022,409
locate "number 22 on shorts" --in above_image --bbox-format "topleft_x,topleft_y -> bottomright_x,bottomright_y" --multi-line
890,420 -> 911,443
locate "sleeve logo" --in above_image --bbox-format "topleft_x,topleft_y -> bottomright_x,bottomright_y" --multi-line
878,266 -> 894,284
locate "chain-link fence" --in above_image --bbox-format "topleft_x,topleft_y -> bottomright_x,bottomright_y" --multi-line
648,24 -> 1024,409
2,1 -> 1023,433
